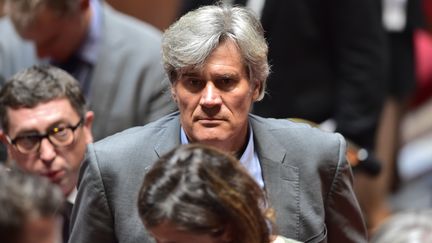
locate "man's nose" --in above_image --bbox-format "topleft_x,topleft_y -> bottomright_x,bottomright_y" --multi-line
200,82 -> 222,106
39,138 -> 56,166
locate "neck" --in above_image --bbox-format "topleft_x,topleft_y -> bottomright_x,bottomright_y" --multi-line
234,130 -> 249,159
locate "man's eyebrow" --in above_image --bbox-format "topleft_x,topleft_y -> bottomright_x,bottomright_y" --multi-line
14,129 -> 40,137
14,120 -> 70,137
181,72 -> 200,78
214,73 -> 238,79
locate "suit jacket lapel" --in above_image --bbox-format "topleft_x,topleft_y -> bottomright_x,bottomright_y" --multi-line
250,115 -> 301,238
140,113 -> 181,172
153,112 -> 182,158
62,201 -> 73,243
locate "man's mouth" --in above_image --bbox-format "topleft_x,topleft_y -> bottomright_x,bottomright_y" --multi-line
42,169 -> 65,184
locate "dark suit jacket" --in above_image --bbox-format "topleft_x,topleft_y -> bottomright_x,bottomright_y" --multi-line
69,112 -> 367,243
181,0 -> 388,150
385,0 -> 425,99
62,202 -> 73,243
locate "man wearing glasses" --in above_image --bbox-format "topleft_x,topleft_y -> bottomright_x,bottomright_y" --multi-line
0,65 -> 93,243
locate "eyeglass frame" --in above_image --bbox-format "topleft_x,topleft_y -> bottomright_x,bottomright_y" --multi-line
6,118 -> 84,154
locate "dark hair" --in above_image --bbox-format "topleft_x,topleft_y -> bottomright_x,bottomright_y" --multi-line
137,144 -> 271,243
0,65 -> 86,132
0,166 -> 64,243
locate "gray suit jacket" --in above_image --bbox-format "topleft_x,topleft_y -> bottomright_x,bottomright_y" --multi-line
0,3 -> 177,141
70,112 -> 367,243
0,17 -> 37,80
88,4 -> 176,140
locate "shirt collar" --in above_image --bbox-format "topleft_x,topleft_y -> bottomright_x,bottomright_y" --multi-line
180,125 -> 264,188
67,187 -> 77,204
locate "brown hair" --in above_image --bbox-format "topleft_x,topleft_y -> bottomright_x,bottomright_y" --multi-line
137,144 -> 272,243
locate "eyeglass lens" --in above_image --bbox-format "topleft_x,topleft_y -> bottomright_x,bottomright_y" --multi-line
12,120 -> 82,154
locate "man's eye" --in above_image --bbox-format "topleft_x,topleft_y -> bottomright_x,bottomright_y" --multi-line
221,78 -> 232,85
216,78 -> 236,90
51,127 -> 68,136
50,127 -> 72,142
189,79 -> 202,86
183,78 -> 204,92
15,135 -> 39,148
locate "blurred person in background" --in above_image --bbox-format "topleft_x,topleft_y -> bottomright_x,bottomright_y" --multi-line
0,0 -> 176,141
356,0 -> 427,233
0,166 -> 64,243
0,65 -> 93,243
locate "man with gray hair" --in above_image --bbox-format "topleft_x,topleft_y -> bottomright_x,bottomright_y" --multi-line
0,166 -> 64,243
70,4 -> 367,243
0,65 -> 94,243
0,0 -> 176,141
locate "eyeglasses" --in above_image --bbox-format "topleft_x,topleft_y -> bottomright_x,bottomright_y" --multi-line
6,119 -> 84,154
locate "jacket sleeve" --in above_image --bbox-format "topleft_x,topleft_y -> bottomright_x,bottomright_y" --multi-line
333,0 -> 388,150
68,144 -> 117,243
325,134 -> 368,242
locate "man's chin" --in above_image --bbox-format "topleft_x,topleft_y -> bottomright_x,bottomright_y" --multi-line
196,137 -> 233,151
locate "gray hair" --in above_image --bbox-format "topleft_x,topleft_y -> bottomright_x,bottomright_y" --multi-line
0,166 -> 64,243
370,210 -> 432,243
162,4 -> 269,100
4,0 -> 80,31
0,65 -> 87,133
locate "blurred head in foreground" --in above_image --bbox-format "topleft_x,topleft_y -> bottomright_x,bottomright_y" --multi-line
0,166 -> 64,243
138,144 -> 273,243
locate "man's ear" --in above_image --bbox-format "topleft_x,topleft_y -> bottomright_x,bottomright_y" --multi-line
171,85 -> 178,103
252,80 -> 262,101
0,130 -> 14,162
83,111 -> 94,143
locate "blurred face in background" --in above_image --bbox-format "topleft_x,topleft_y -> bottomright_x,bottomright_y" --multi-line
10,2 -> 90,62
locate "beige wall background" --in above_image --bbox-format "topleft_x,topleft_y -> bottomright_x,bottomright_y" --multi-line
107,0 -> 181,31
